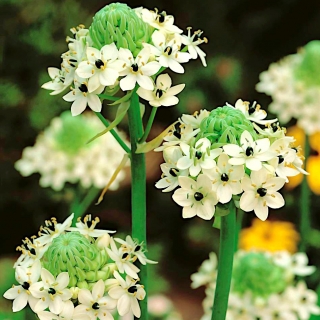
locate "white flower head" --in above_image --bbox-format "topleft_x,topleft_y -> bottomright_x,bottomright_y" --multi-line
177,138 -> 222,177
223,130 -> 276,171
137,73 -> 185,107
3,260 -> 41,312
114,235 -> 157,265
106,238 -> 140,279
41,67 -> 69,95
145,31 -> 191,74
181,109 -> 210,129
240,168 -> 286,221
108,271 -> 146,318
29,268 -> 72,314
118,47 -> 160,91
75,279 -> 116,320
76,43 -> 124,92
63,76 -> 104,116
36,213 -> 74,247
181,27 -> 208,67
203,153 -> 245,204
172,174 -> 218,220
68,214 -> 115,238
140,8 -> 183,34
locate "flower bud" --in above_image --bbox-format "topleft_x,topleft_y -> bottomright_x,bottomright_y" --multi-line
89,3 -> 154,56
198,106 -> 257,145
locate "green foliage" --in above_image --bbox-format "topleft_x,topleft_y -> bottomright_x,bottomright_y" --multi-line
0,80 -> 24,108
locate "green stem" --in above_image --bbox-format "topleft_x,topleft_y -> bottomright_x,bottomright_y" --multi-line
98,94 -> 119,101
139,107 -> 158,143
95,112 -> 131,154
299,135 -> 311,252
234,207 -> 244,251
127,88 -> 148,320
71,187 -> 100,227
211,204 -> 236,320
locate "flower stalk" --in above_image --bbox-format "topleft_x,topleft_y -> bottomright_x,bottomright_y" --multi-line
300,135 -> 311,252
211,203 -> 236,320
127,88 -> 148,319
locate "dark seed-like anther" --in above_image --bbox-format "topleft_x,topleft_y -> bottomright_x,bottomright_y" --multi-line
131,64 -> 139,72
92,302 -> 100,310
245,146 -> 254,157
278,155 -> 284,164
221,173 -> 229,181
48,288 -> 56,295
95,59 -> 104,69
79,84 -> 88,93
257,187 -> 267,197
22,282 -> 30,290
128,286 -> 138,293
134,245 -> 141,252
122,253 -> 129,259
194,192 -> 204,201
156,89 -> 163,98
169,168 -> 179,177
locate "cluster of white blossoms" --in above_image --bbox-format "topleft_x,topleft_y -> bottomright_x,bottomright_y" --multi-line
256,40 -> 320,135
15,111 -> 128,191
4,213 -> 156,319
155,99 -> 308,221
191,250 -> 320,320
42,3 -> 207,116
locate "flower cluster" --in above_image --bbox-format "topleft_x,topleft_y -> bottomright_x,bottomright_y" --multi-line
4,213 -> 156,319
256,40 -> 320,135
192,250 -> 320,320
15,111 -> 128,191
155,99 -> 307,221
42,3 -> 207,116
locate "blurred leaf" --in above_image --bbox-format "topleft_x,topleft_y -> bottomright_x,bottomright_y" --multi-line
0,80 -> 24,108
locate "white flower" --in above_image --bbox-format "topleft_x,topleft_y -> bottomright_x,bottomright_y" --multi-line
172,174 -> 218,220
36,214 -> 74,246
223,130 -> 276,171
114,235 -> 157,265
15,112 -> 128,191
41,67 -> 69,95
272,251 -> 316,277
191,252 -> 217,289
139,8 -> 183,34
29,268 -> 72,314
145,31 -> 190,74
3,260 -> 41,312
231,99 -> 278,125
177,138 -> 222,177
14,238 -> 47,268
75,280 -> 116,320
283,282 -> 320,320
108,271 -> 146,318
76,43 -> 123,92
181,109 -> 210,129
37,300 -> 90,320
156,146 -> 188,192
181,27 -> 208,67
63,78 -> 104,116
137,74 -> 185,107
203,153 -> 245,204
226,292 -> 257,320
240,168 -> 285,221
68,214 -> 115,238
106,238 -> 140,279
118,48 -> 160,91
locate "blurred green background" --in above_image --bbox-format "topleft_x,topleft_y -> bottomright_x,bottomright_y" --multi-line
1,0 -> 320,319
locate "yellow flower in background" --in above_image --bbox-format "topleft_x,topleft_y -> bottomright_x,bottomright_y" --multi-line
239,219 -> 300,253
285,125 -> 320,195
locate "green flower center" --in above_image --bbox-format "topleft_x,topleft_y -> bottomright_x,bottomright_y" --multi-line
232,252 -> 287,299
294,40 -> 320,87
89,3 -> 154,56
198,106 -> 257,145
41,231 -> 110,288
53,111 -> 97,155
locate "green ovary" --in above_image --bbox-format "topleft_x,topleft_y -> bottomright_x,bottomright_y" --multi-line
41,232 -> 110,288
294,40 -> 320,87
89,3 -> 154,56
232,252 -> 287,299
53,111 -> 97,155
198,106 -> 256,145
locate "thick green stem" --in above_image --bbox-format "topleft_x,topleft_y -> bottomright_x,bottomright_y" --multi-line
300,135 -> 311,252
139,107 -> 158,143
71,187 -> 100,227
127,88 -> 148,320
95,112 -> 131,154
211,204 -> 236,320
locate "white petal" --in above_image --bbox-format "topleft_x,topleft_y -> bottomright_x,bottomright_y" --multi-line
76,62 -> 94,79
120,74 -> 136,91
108,287 -> 125,300
254,200 -> 269,221
87,94 -> 102,112
92,280 -> 105,301
240,191 -> 257,212
12,292 -> 28,312
131,296 -> 141,317
78,288 -> 92,305
136,74 -> 154,90
100,68 -> 119,86
182,206 -> 197,219
71,97 -> 87,116
117,294 -> 131,316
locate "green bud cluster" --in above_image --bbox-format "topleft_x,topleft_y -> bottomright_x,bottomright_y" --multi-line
42,232 -> 111,288
53,111 -> 97,155
294,40 -> 320,88
232,252 -> 287,299
198,106 -> 257,145
89,3 -> 154,56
